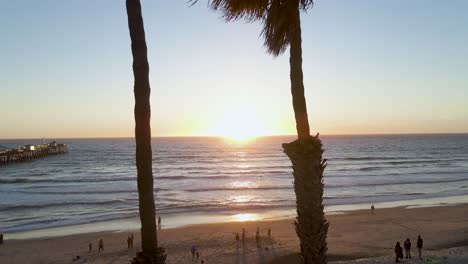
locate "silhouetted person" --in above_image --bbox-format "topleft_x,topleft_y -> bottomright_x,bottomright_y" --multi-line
417,235 -> 423,259
404,238 -> 411,259
394,242 -> 403,262
127,236 -> 131,249
255,228 -> 260,248
130,233 -> 134,247
196,251 -> 200,262
371,204 -> 375,215
98,238 -> 104,252
235,232 -> 240,243
191,245 -> 197,261
268,228 -> 271,238
158,216 -> 161,230
241,228 -> 246,244
0,233 -> 3,245
88,242 -> 92,252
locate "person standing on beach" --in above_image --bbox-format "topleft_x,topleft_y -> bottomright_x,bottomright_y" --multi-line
404,238 -> 411,259
191,245 -> 197,261
0,233 -> 3,245
158,216 -> 162,230
255,228 -> 261,248
417,235 -> 423,259
242,228 -> 246,244
130,233 -> 134,247
268,228 -> 271,239
371,204 -> 375,215
98,238 -> 104,252
88,242 -> 92,252
394,241 -> 403,262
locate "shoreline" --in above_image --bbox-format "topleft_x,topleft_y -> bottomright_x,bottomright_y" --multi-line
5,194 -> 468,240
1,204 -> 468,263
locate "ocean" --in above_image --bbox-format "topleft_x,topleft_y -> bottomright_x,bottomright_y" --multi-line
1,134 -> 468,238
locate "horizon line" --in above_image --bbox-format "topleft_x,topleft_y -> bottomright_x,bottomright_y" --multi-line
1,132 -> 468,140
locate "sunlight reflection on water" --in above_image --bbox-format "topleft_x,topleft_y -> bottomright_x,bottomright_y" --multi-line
231,213 -> 261,222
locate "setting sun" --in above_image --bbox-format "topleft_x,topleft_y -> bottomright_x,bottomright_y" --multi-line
208,109 -> 270,141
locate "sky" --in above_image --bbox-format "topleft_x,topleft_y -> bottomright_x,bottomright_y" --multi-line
0,0 -> 467,139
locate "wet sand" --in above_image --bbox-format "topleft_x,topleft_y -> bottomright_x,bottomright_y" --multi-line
1,204 -> 468,264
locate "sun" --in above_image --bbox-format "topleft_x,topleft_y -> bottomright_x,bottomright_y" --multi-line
210,109 -> 269,141
224,130 -> 256,142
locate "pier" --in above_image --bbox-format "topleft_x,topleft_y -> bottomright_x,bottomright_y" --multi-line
0,142 -> 68,165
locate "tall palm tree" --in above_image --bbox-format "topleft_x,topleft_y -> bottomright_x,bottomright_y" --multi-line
197,0 -> 328,263
126,1 -> 165,263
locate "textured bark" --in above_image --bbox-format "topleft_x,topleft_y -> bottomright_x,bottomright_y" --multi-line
288,0 -> 310,140
285,1 -> 328,263
126,0 -> 158,261
283,135 -> 328,264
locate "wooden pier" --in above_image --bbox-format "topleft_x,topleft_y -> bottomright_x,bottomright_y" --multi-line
0,142 -> 68,165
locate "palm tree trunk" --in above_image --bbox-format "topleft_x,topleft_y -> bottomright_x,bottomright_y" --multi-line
283,1 -> 328,264
126,0 -> 158,261
287,1 -> 309,139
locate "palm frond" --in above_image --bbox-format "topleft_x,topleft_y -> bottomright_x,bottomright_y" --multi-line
211,0 -> 269,21
299,0 -> 314,11
191,0 -> 268,21
192,0 -> 314,56
261,0 -> 313,56
261,0 -> 290,56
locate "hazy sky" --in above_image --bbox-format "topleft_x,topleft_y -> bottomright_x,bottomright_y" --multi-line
1,0 -> 467,139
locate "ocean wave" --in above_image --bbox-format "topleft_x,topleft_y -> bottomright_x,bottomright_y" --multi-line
0,178 -> 31,184
0,199 -> 134,212
324,192 -> 426,200
0,176 -> 138,184
0,171 -> 291,185
2,211 -> 140,233
337,157 -> 412,161
156,202 -> 295,214
183,186 -> 292,192
16,187 -> 171,195
332,178 -> 468,188
181,178 -> 468,192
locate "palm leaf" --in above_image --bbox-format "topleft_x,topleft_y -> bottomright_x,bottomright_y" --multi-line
195,0 -> 313,56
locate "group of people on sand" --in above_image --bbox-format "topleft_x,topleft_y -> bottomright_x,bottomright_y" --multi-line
88,233 -> 135,253
88,238 -> 105,253
84,216 -> 162,254
190,244 -> 205,263
235,227 -> 272,249
394,235 -> 424,262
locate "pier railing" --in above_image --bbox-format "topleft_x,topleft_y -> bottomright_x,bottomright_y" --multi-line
0,143 -> 68,165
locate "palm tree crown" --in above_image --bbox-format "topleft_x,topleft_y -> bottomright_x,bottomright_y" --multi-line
203,0 -> 313,56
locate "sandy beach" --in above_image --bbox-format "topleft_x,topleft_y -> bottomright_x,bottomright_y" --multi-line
1,204 -> 468,264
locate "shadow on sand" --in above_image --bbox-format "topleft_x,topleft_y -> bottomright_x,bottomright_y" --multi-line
265,253 -> 369,264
